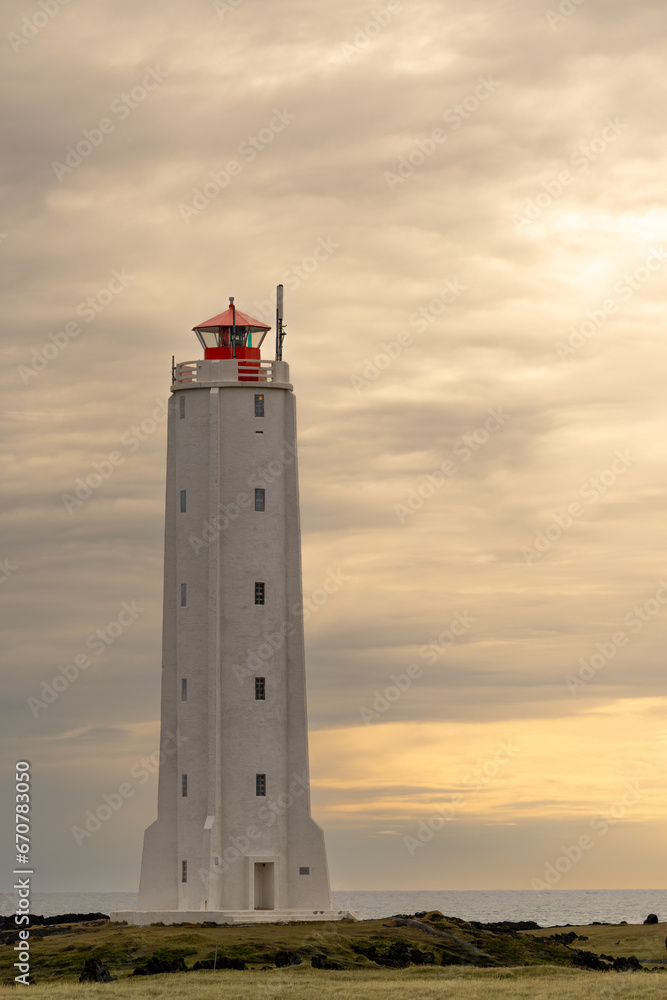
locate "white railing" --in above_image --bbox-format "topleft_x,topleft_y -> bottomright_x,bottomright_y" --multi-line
173,359 -> 279,386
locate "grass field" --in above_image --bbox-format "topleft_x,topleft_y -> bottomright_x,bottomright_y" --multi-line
2,965 -> 667,1000
1,914 -> 664,997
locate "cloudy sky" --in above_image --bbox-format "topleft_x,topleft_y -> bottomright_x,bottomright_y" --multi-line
2,0 -> 667,899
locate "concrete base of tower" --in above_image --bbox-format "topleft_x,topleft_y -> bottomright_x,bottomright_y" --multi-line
110,909 -> 359,926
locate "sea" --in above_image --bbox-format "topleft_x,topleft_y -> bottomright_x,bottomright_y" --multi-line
2,890 -> 666,927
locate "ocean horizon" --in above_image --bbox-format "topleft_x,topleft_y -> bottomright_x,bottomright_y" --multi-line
2,889 -> 665,926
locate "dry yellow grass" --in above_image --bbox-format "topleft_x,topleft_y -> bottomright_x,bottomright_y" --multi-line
1,966 -> 666,1000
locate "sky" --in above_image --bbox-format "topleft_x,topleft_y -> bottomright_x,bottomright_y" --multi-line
1,0 -> 667,900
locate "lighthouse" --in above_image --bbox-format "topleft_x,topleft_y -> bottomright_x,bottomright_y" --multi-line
112,290 -> 353,925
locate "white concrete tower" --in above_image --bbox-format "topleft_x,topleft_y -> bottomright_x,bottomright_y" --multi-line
113,292 -> 353,925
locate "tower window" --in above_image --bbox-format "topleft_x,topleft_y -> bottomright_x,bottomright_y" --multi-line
180,489 -> 186,512
181,678 -> 187,701
179,396 -> 185,419
255,677 -> 265,700
254,489 -> 265,511
256,773 -> 266,796
180,583 -> 187,607
299,867 -> 310,875
254,394 -> 264,417
182,860 -> 187,883
255,582 -> 265,605
182,774 -> 188,797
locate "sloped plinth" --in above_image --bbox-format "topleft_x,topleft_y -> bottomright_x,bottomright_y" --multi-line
110,909 -> 358,926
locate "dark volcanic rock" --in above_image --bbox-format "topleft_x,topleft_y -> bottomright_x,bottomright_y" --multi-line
79,959 -> 114,983
133,955 -> 188,975
644,914 -> 659,925
613,955 -> 644,972
352,940 -> 434,968
0,912 -> 108,931
275,950 -> 302,967
471,919 -> 542,933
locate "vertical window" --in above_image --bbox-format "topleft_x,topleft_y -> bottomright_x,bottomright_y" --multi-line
256,773 -> 266,796
254,394 -> 264,417
254,489 -> 265,511
181,678 -> 187,701
180,489 -> 186,513
182,774 -> 188,797
180,583 -> 187,607
182,860 -> 187,883
255,677 -> 265,700
214,856 -> 219,866
179,396 -> 185,419
254,582 -> 265,605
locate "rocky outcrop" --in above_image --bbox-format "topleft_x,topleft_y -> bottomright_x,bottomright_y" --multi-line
275,951 -> 302,967
132,955 -> 188,975
79,959 -> 113,982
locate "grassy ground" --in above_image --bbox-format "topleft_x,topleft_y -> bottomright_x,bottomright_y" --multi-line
523,922 -> 667,963
1,914 -> 664,996
2,965 -> 667,1000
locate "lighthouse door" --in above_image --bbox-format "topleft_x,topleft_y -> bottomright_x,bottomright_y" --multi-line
254,863 -> 275,910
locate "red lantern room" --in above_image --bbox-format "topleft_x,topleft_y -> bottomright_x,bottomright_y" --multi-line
192,297 -> 271,361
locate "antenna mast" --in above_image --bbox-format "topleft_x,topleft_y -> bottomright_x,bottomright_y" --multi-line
275,284 -> 286,360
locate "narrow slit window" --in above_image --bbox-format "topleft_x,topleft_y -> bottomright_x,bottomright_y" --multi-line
256,773 -> 266,797
255,582 -> 265,605
182,774 -> 188,797
180,583 -> 187,607
181,678 -> 187,701
254,394 -> 264,417
180,489 -> 186,512
179,396 -> 186,419
255,430 -> 264,435
181,860 -> 187,883
255,677 -> 265,700
254,489 -> 265,511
